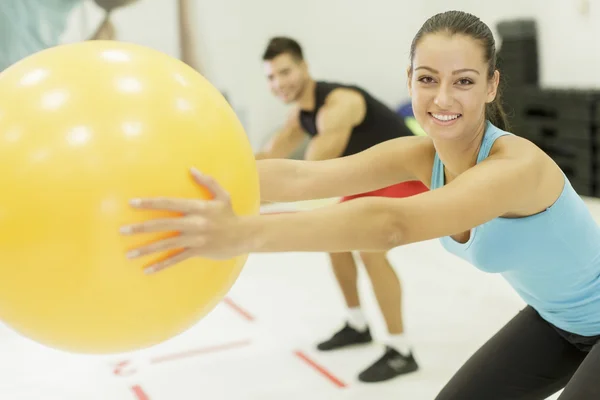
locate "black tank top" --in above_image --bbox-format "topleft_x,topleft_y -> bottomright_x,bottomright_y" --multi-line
298,81 -> 413,156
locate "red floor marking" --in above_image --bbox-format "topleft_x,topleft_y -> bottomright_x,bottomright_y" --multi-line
222,296 -> 255,321
113,340 -> 252,377
131,385 -> 150,400
294,350 -> 347,388
150,339 -> 252,364
113,360 -> 137,377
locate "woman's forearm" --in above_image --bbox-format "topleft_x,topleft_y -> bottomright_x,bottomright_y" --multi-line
257,158 -> 361,203
242,197 -> 403,253
256,137 -> 427,205
258,159 -> 309,202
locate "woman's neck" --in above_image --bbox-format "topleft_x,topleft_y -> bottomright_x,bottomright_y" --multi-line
434,119 -> 488,182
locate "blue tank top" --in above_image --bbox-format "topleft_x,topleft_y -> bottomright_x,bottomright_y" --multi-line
430,121 -> 600,336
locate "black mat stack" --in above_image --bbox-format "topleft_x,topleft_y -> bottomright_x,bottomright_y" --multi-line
497,19 -> 600,197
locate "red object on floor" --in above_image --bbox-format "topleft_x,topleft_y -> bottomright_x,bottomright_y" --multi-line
294,350 -> 348,388
223,297 -> 255,322
131,385 -> 150,400
150,340 -> 252,364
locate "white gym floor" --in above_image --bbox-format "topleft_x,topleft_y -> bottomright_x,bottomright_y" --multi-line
3,197 -> 599,400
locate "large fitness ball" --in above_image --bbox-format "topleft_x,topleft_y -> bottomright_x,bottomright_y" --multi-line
0,41 -> 260,354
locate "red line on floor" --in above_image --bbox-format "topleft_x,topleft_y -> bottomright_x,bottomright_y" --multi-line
150,339 -> 252,364
131,385 -> 150,400
223,296 -> 255,321
294,350 -> 347,388
113,360 -> 138,377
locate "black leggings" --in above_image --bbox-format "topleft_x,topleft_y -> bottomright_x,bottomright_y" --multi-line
436,306 -> 600,400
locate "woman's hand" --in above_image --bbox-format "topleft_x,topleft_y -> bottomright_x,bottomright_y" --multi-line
120,168 -> 253,274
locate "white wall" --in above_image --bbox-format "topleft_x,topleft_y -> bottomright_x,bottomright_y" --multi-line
59,0 -> 599,148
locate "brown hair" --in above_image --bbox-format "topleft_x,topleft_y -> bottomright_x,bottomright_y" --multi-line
409,11 -> 509,131
262,37 -> 304,62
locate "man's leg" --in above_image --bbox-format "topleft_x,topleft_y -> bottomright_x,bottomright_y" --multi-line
360,251 -> 404,335
356,250 -> 419,382
317,252 -> 373,351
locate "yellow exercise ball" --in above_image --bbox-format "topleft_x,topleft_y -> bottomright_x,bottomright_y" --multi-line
0,41 -> 260,354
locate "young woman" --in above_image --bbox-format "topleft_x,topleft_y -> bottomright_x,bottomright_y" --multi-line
121,10 -> 600,399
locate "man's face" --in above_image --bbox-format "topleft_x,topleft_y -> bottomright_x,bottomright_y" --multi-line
263,53 -> 308,104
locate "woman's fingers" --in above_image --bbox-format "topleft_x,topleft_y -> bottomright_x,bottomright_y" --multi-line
125,234 -> 203,259
129,197 -> 210,213
120,216 -> 204,235
144,249 -> 195,275
190,168 -> 231,203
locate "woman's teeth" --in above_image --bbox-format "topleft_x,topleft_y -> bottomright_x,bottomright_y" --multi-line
431,113 -> 461,121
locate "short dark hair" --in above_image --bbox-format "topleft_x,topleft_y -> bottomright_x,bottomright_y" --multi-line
409,11 -> 509,131
262,36 -> 304,61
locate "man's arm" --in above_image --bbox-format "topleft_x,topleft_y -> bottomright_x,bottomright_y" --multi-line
303,88 -> 365,161
255,109 -> 306,160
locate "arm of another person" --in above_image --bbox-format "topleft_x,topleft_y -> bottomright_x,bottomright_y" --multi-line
251,136 -> 551,252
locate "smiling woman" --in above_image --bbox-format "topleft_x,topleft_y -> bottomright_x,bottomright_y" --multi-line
121,10 -> 600,399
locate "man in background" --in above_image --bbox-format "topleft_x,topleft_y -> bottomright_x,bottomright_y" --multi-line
256,36 -> 428,383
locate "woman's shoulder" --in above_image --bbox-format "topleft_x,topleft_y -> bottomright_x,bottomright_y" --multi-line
488,129 -> 546,162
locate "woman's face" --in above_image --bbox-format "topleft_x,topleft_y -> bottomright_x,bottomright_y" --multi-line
408,33 -> 499,142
